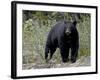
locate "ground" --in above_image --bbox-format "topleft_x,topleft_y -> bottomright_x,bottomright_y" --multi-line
22,56 -> 90,69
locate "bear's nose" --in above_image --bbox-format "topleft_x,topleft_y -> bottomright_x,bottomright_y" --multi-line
65,31 -> 71,35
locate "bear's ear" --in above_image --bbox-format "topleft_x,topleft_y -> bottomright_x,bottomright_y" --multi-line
73,20 -> 77,26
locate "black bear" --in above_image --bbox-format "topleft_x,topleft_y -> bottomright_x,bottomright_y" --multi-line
45,20 -> 79,63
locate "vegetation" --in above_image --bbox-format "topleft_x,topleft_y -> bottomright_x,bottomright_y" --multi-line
22,10 -> 91,66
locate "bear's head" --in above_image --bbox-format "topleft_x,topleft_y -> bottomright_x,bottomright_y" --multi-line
65,20 -> 77,36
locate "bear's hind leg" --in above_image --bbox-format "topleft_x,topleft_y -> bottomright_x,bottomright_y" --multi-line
45,46 -> 50,62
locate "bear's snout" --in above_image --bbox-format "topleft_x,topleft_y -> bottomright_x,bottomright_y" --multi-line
66,31 -> 71,36
65,28 -> 71,36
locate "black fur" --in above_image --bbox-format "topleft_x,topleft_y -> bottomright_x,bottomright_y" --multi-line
45,20 -> 79,63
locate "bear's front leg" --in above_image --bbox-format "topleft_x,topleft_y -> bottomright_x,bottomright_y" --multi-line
59,42 -> 69,63
71,45 -> 79,63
